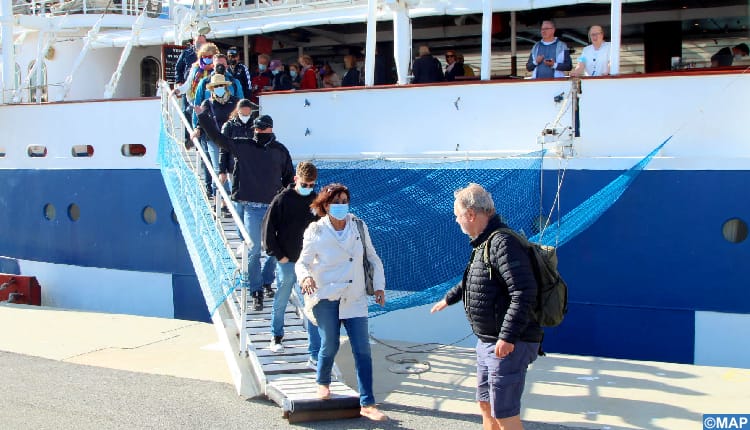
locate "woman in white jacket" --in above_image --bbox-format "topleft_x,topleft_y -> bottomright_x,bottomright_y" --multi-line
295,183 -> 388,421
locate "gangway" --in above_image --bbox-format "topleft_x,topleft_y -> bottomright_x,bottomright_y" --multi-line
157,83 -> 360,422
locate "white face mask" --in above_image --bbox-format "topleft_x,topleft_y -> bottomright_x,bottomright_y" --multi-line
238,114 -> 251,123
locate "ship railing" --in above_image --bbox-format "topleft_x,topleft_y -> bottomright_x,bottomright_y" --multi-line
159,80 -> 255,356
15,0 -> 156,17
199,0 -> 358,17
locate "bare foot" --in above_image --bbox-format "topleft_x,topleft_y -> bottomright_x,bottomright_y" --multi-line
360,405 -> 388,421
317,385 -> 331,400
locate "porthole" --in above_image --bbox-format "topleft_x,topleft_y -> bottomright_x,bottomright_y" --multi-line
121,144 -> 146,157
68,203 -> 80,222
171,209 -> 179,225
142,206 -> 157,224
27,145 -> 47,157
722,218 -> 748,243
71,145 -> 94,157
43,203 -> 56,220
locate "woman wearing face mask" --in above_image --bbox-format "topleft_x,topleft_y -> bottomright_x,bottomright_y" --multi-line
269,59 -> 292,91
295,183 -> 388,422
288,64 -> 302,89
191,74 -> 239,206
174,43 -> 219,108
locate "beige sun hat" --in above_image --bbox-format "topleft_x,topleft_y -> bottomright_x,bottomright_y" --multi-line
206,73 -> 230,89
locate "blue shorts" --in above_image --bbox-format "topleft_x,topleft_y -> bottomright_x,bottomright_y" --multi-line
476,340 -> 539,419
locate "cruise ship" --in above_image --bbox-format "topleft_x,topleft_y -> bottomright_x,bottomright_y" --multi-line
1,0 -> 749,375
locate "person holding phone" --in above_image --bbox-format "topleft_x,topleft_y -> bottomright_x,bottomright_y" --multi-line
526,20 -> 572,79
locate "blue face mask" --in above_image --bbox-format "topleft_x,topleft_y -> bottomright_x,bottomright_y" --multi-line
258,64 -> 267,72
271,69 -> 279,76
290,70 -> 298,78
200,57 -> 213,66
212,87 -> 226,97
298,186 -> 313,196
328,204 -> 349,220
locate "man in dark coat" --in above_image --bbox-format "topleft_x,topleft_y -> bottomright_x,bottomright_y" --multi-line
197,111 -> 294,311
432,183 -> 542,430
262,161 -> 321,355
711,43 -> 749,67
411,45 -> 444,84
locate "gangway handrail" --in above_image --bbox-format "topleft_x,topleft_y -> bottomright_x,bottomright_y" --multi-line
159,80 -> 253,354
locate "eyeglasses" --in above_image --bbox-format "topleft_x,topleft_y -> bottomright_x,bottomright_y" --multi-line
445,54 -> 455,58
300,182 -> 316,188
541,27 -> 554,31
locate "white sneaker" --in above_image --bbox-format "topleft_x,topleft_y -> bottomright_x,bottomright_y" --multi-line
270,340 -> 284,353
306,357 -> 318,370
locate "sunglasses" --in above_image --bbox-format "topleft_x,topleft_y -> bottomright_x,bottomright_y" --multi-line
445,54 -> 455,58
300,182 -> 316,188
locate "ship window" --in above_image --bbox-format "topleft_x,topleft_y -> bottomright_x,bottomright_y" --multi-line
171,209 -> 179,225
722,218 -> 747,243
68,203 -> 80,222
140,56 -> 161,97
0,146 -> 6,157
121,144 -> 147,157
43,203 -> 56,220
27,60 -> 48,103
142,206 -> 157,224
27,145 -> 47,157
71,145 -> 94,157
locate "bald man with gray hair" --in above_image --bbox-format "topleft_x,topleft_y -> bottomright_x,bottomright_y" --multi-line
432,183 -> 542,430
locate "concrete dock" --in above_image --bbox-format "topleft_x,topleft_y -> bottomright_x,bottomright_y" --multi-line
1,303 -> 747,429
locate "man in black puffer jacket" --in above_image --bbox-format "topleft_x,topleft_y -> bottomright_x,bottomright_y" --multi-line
432,183 -> 542,430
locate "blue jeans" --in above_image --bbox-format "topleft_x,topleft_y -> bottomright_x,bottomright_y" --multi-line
313,299 -> 374,407
233,202 -> 276,293
271,261 -> 296,338
198,136 -> 213,193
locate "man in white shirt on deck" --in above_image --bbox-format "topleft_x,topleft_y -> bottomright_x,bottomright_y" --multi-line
571,25 -> 611,77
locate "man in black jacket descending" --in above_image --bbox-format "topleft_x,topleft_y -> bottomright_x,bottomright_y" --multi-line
261,161 -> 321,357
431,183 -> 542,430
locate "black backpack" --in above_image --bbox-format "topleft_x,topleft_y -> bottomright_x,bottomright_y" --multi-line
483,228 -> 568,327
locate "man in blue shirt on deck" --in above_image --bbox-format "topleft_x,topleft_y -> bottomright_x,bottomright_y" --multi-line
526,20 -> 572,79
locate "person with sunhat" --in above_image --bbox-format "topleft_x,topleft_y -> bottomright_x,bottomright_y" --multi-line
196,106 -> 293,310
191,73 -> 240,201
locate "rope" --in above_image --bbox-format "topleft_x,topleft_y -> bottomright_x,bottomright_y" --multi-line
369,332 -> 475,375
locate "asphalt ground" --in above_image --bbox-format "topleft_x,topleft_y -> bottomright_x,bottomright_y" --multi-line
1,350 -> 582,430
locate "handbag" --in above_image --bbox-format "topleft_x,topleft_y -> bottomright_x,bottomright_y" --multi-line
353,217 -> 375,296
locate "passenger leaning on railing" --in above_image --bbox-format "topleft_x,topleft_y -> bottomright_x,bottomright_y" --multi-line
526,20 -> 572,79
196,107 -> 293,310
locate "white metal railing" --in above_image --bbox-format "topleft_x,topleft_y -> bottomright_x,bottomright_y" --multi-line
160,80 -> 254,354
13,0 -> 358,17
14,0 -> 153,16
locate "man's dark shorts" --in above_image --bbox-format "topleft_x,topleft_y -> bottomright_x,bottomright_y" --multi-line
476,340 -> 540,419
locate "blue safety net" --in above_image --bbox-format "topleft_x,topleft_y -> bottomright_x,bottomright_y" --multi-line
158,98 -> 669,319
158,112 -> 240,317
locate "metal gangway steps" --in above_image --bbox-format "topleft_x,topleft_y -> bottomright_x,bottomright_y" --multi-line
159,85 -> 360,422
